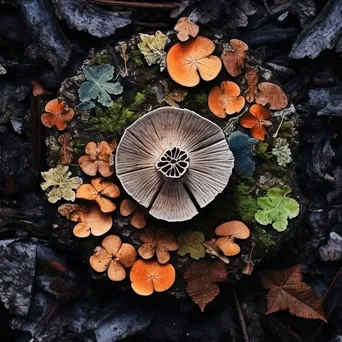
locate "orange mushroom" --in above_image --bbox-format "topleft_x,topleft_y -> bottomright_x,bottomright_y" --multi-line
166,36 -> 222,87
120,199 -> 148,229
58,203 -> 113,237
76,177 -> 120,213
255,82 -> 288,110
137,227 -> 179,264
89,235 -> 137,281
130,259 -> 176,296
215,220 -> 250,256
208,81 -> 246,118
78,141 -> 115,177
221,39 -> 248,77
41,98 -> 74,131
240,104 -> 272,141
174,17 -> 199,42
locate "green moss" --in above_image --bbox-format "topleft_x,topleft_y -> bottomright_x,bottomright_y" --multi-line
90,90 -> 156,135
255,228 -> 275,251
278,120 -> 296,139
235,184 -> 258,224
256,142 -> 272,159
94,53 -> 111,65
182,91 -> 208,113
132,50 -> 144,67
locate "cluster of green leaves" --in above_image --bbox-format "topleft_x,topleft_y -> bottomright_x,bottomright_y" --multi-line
177,230 -> 206,260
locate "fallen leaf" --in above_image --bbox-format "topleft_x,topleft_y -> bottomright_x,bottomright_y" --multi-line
184,260 -> 227,311
259,265 -> 327,322
164,88 -> 188,108
58,133 -> 73,165
41,98 -> 74,131
78,141 -> 115,177
32,80 -> 47,96
166,36 -> 222,87
240,104 -> 272,141
244,69 -> 259,103
76,177 -> 120,213
255,186 -> 300,231
208,80 -> 245,118
137,227 -> 178,264
138,31 -> 169,71
40,165 -> 82,203
174,17 -> 199,42
119,41 -> 129,76
255,82 -> 288,110
120,199 -> 148,229
203,239 -> 229,264
228,131 -> 258,178
78,64 -> 123,107
177,230 -> 206,259
90,235 -> 137,281
221,39 -> 248,77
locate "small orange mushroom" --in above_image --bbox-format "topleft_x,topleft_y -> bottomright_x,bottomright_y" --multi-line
174,17 -> 199,42
166,36 -> 222,87
221,39 -> 248,77
215,220 -> 250,256
58,204 -> 113,237
208,81 -> 246,118
78,141 -> 115,177
41,98 -> 74,131
255,82 -> 288,110
89,235 -> 137,281
76,177 -> 120,213
120,199 -> 147,229
130,259 -> 176,296
240,104 -> 272,141
137,227 -> 179,264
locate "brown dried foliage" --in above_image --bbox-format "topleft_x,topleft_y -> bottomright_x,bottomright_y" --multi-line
244,69 -> 259,103
255,82 -> 288,110
184,260 -> 228,311
120,199 -> 147,229
58,133 -> 73,165
174,17 -> 199,42
221,39 -> 248,77
259,265 -> 327,322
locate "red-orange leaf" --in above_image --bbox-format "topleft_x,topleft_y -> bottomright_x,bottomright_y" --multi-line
259,265 -> 327,322
184,260 -> 227,311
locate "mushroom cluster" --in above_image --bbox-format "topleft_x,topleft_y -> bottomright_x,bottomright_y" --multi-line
115,107 -> 234,222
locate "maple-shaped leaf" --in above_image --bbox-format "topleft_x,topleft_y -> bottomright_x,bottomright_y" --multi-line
78,64 -> 123,107
177,230 -> 205,259
184,260 -> 227,311
255,186 -> 299,231
259,265 -> 327,322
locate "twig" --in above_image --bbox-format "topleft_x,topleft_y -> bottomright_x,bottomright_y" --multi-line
233,289 -> 249,342
133,20 -> 169,28
263,0 -> 274,16
310,264 -> 342,342
88,0 -> 177,10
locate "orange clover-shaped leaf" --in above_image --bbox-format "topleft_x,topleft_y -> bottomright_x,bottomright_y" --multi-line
174,17 -> 199,42
78,141 -> 116,177
137,227 -> 179,264
240,104 -> 272,141
76,177 -> 120,213
58,204 -> 113,238
166,36 -> 222,87
208,81 -> 245,118
41,98 -> 74,131
215,220 -> 250,256
255,82 -> 288,110
221,39 -> 248,77
90,235 -> 137,281
120,199 -> 147,229
130,259 -> 176,296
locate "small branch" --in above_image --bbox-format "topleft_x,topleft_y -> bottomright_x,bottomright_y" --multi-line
263,0 -> 274,16
233,289 -> 249,342
88,0 -> 177,10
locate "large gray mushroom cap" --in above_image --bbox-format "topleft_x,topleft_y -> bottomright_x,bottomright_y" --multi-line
115,107 -> 234,222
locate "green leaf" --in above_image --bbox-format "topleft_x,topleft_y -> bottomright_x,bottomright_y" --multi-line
255,186 -> 299,231
41,165 -> 83,203
177,230 -> 206,260
78,64 -> 123,107
137,31 -> 168,71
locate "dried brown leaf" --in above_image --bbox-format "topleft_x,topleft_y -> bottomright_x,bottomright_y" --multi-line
221,39 -> 248,77
203,239 -> 229,264
259,265 -> 327,322
164,88 -> 188,108
58,133 -> 73,165
174,17 -> 199,42
32,80 -> 47,96
244,69 -> 259,103
255,82 -> 288,110
184,260 -> 227,311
